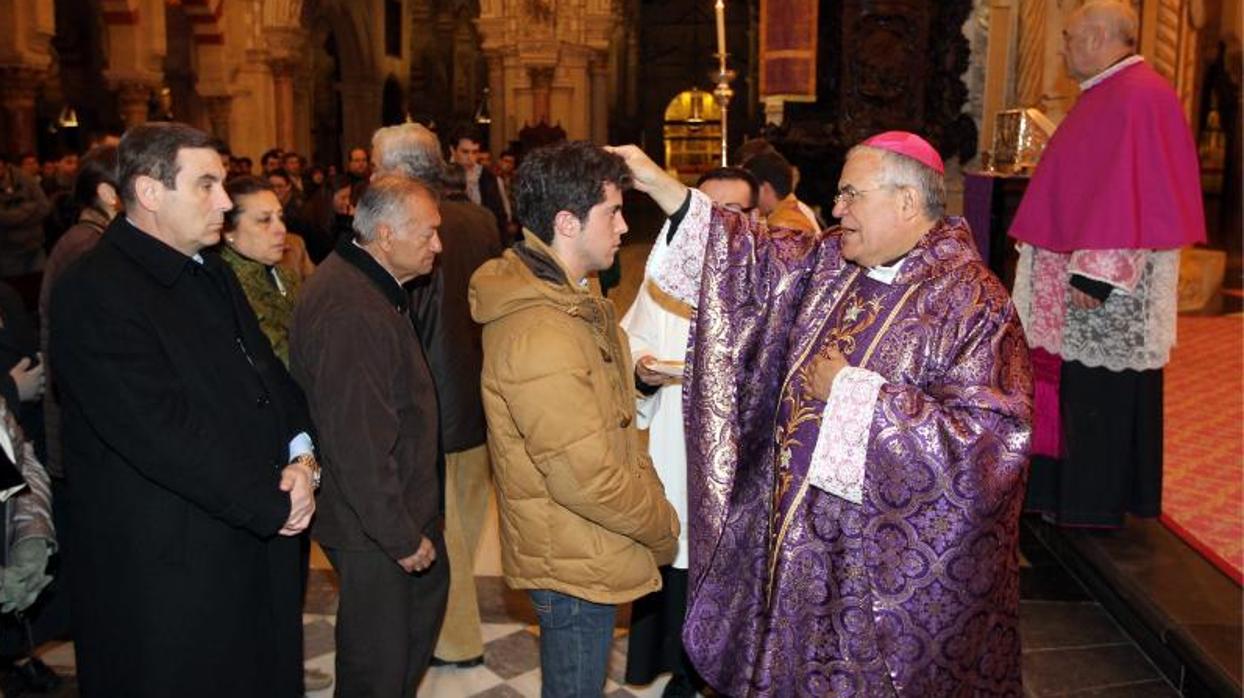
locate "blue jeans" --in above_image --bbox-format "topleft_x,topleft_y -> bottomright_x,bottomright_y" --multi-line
529,589 -> 617,697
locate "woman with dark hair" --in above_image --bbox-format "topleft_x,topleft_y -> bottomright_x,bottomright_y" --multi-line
39,144 -> 122,478
220,176 -> 302,366
220,175 -> 332,693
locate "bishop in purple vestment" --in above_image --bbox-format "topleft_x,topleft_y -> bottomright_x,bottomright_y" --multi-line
612,132 -> 1032,696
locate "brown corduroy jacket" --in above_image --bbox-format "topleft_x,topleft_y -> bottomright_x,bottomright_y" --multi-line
291,238 -> 442,561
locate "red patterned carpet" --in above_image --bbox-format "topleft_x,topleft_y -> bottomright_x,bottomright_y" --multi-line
1162,315 -> 1244,583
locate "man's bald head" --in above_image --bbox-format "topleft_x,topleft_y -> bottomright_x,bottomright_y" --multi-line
1074,1 -> 1138,46
1063,1 -> 1138,81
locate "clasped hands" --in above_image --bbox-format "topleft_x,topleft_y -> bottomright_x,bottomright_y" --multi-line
277,458 -> 317,536
275,456 -> 435,575
397,536 -> 437,574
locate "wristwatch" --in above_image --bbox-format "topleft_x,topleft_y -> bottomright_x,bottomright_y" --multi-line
289,453 -> 322,489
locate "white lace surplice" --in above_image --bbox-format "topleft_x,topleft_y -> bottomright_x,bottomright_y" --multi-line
1013,244 -> 1179,372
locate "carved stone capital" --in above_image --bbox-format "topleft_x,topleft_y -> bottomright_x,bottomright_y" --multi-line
268,59 -> 297,80
113,80 -> 156,127
528,66 -> 556,90
589,51 -> 610,75
115,80 -> 153,105
265,26 -> 306,64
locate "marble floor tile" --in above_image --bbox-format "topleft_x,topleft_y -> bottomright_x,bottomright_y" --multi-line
603,677 -> 632,695
1020,600 -> 1128,650
480,621 -> 525,644
303,617 -> 336,660
503,668 -> 544,697
304,652 -> 336,698
621,673 -> 675,697
13,505 -> 1188,697
471,683 -> 526,697
1023,642 -> 1163,695
482,629 -> 542,679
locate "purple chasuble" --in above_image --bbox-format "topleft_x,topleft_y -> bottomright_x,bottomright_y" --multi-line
679,213 -> 1033,697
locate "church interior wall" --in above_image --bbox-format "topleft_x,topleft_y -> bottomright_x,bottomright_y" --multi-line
0,0 -> 1235,191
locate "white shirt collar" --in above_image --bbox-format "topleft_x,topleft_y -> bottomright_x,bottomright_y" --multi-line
865,257 -> 904,285
1079,54 -> 1144,91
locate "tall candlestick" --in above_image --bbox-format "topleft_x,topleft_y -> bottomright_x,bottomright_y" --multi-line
713,0 -> 733,166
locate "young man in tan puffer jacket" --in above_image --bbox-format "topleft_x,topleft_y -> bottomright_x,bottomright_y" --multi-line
470,141 -> 679,697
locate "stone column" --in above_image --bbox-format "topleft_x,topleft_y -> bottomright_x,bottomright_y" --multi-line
528,67 -> 555,125
486,52 -> 506,151
589,55 -> 609,144
116,81 -> 154,128
270,60 -> 296,150
203,95 -> 233,144
1015,0 -> 1047,107
337,80 -> 382,158
265,25 -> 306,152
0,66 -> 43,158
625,28 -> 640,121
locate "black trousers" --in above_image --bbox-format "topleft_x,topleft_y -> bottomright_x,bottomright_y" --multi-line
1025,360 -> 1164,527
625,566 -> 704,691
325,538 -> 449,697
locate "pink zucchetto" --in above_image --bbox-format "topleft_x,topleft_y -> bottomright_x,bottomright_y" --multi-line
861,131 -> 944,175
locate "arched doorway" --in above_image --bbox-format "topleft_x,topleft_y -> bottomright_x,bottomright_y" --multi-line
662,88 -> 722,184
304,0 -> 378,165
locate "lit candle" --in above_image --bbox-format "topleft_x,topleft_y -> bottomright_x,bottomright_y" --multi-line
715,0 -> 727,57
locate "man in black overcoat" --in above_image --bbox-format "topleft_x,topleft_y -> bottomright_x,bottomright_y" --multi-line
49,122 -> 318,698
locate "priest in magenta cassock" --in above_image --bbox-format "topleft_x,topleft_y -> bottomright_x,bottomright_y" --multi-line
1009,1 -> 1205,527
609,131 -> 1032,696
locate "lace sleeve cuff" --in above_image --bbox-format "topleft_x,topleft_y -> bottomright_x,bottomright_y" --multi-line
647,189 -> 714,307
807,366 -> 886,504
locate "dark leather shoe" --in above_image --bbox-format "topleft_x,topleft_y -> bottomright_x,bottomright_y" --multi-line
430,655 -> 486,669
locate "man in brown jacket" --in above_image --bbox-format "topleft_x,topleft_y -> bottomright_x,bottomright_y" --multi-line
469,141 -> 679,697
290,175 -> 447,696
372,122 -> 503,668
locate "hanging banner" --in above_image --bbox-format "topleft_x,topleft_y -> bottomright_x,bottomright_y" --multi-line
759,0 -> 819,101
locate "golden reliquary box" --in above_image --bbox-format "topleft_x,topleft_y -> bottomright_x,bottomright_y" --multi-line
987,108 -> 1057,174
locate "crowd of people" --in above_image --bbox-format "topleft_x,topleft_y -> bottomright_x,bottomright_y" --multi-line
0,2 -> 1205,697
1,128 -> 520,284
